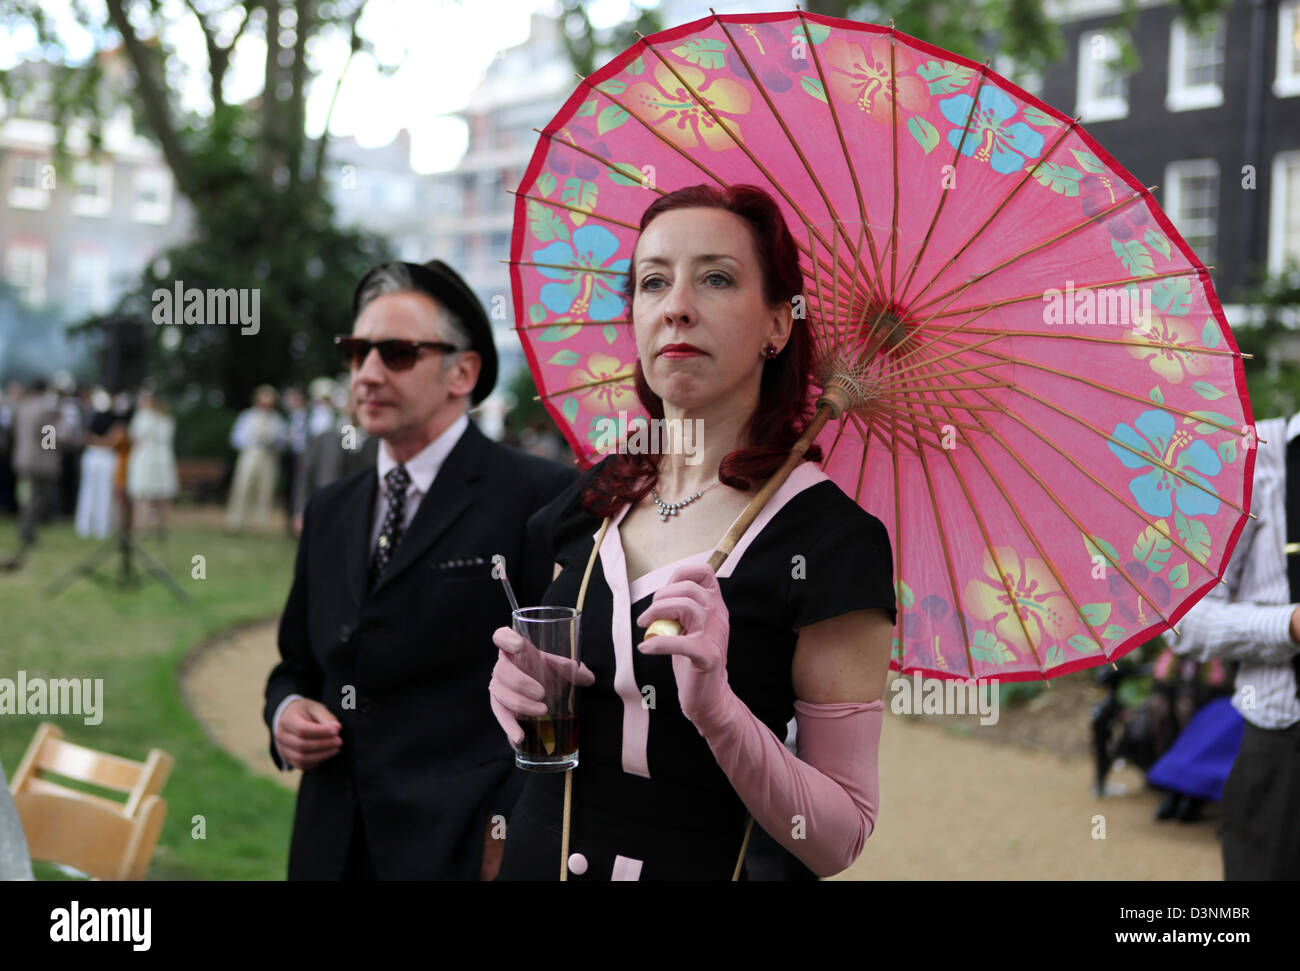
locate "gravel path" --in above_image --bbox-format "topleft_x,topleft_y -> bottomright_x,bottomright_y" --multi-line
181,619 -> 1224,879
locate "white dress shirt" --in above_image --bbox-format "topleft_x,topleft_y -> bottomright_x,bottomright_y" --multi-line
1163,414 -> 1300,729
273,412 -> 470,768
369,412 -> 469,553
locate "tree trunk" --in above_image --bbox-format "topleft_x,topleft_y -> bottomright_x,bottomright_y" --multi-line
104,0 -> 192,195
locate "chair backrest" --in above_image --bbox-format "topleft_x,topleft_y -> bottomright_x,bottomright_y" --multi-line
8,723 -> 173,880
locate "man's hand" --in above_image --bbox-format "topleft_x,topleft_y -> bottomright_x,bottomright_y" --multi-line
275,698 -> 342,770
1290,606 -> 1300,645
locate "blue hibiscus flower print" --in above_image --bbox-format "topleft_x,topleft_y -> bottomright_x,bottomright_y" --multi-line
533,225 -> 630,322
1107,409 -> 1221,518
939,86 -> 1045,175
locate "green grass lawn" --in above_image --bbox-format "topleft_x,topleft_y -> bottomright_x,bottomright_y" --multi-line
0,514 -> 298,879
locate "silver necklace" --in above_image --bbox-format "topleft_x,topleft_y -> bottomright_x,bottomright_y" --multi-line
651,480 -> 719,522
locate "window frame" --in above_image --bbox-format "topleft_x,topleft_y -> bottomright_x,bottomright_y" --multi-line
1276,0 -> 1300,97
1163,158 -> 1221,267
8,155 -> 51,211
1268,150 -> 1300,275
71,159 -> 113,218
1166,14 -> 1226,112
1076,29 -> 1130,122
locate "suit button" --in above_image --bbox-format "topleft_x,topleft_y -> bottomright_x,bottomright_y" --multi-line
338,625 -> 353,644
567,852 -> 588,876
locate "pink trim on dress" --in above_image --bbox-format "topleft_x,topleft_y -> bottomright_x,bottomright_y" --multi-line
598,460 -> 831,782
625,462 -> 830,600
597,502 -> 652,778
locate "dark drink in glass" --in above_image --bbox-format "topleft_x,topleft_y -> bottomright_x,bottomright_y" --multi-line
511,606 -> 581,771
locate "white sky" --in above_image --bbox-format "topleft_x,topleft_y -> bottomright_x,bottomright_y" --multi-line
0,0 -> 642,173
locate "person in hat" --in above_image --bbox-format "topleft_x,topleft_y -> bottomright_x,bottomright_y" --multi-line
264,260 -> 576,880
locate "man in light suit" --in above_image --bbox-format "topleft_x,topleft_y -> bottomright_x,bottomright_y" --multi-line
264,260 -> 575,880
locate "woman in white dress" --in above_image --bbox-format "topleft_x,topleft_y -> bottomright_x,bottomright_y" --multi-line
75,388 -> 121,539
127,391 -> 179,537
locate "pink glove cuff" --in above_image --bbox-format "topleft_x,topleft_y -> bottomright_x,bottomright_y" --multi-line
698,692 -> 884,878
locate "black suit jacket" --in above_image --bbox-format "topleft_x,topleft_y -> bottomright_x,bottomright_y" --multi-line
264,419 -> 576,879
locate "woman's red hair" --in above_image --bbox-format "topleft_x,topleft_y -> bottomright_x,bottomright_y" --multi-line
582,184 -> 822,518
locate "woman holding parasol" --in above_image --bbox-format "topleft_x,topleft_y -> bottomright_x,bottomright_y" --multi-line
489,184 -> 897,881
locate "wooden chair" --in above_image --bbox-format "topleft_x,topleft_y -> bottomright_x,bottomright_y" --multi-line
8,722 -> 173,880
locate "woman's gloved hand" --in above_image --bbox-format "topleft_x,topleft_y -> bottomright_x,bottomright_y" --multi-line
489,626 -> 595,746
635,564 -> 733,734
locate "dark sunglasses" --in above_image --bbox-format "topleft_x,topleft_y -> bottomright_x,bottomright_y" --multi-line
335,336 -> 463,372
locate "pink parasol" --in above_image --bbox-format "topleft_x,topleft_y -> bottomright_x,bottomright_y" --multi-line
507,9 -> 1255,684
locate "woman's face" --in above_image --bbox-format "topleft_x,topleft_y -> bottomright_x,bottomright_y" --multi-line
631,207 -> 791,413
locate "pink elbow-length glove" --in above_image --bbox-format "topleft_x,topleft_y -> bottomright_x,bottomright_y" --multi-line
636,564 -> 883,878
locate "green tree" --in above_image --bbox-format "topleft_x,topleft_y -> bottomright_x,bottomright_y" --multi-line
0,1 -> 395,409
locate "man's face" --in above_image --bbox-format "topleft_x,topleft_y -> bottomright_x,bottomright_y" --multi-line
349,290 -> 477,444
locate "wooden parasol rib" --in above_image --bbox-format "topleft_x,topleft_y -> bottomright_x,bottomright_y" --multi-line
926,334 -> 1250,519
713,12 -> 884,311
907,351 -> 1189,635
797,10 -> 888,305
922,266 -> 1206,319
569,65 -> 877,311
633,30 -> 882,309
909,352 -> 1143,662
907,189 -> 1160,317
898,112 -> 1082,306
949,372 -> 1228,585
923,332 -> 1248,441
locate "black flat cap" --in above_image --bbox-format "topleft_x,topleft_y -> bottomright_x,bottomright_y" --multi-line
351,260 -> 498,405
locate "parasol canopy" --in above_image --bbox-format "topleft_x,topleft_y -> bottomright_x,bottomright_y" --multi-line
508,10 -> 1255,683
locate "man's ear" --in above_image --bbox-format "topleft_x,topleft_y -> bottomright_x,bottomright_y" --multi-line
447,351 -> 482,398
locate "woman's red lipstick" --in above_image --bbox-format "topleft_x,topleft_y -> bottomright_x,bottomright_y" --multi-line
659,343 -> 705,358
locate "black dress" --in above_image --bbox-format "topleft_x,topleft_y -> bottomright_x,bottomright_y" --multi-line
496,457 -> 896,881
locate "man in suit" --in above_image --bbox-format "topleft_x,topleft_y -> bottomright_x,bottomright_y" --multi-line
12,378 -> 62,551
264,260 -> 576,880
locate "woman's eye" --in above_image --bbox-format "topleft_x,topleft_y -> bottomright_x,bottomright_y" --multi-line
639,276 -> 665,291
704,272 -> 732,287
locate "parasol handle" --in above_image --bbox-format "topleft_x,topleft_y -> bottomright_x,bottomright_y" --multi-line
644,393 -> 844,640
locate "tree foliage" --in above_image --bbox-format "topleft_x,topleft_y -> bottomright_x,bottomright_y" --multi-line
0,0 -> 394,408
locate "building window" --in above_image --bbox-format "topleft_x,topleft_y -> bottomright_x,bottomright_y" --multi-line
132,168 -> 173,224
1164,160 -> 1220,267
1269,152 -> 1300,274
8,155 -> 52,210
1167,15 -> 1225,111
1076,30 -> 1129,122
69,249 -> 112,314
71,160 -> 113,218
1277,0 -> 1300,97
4,241 -> 49,306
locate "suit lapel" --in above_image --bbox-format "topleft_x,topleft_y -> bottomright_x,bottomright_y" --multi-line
346,468 -> 378,606
370,419 -> 488,596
